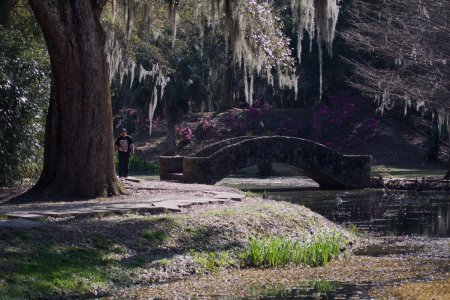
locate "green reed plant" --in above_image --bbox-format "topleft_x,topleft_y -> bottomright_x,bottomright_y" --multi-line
190,250 -> 237,272
243,232 -> 346,268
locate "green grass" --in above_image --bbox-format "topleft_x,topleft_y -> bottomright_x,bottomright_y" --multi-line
245,191 -> 257,198
141,230 -> 169,243
0,229 -> 30,240
372,165 -> 446,178
87,234 -> 127,254
208,208 -> 239,217
190,250 -> 237,272
88,234 -> 110,250
242,232 -> 346,268
0,245 -> 115,299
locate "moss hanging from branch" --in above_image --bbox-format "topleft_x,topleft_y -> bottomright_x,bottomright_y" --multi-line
106,0 -> 341,129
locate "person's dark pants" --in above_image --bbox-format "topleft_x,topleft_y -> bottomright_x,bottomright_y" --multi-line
118,151 -> 130,177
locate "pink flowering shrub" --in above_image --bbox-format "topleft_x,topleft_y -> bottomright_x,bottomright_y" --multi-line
176,126 -> 194,144
113,108 -> 141,133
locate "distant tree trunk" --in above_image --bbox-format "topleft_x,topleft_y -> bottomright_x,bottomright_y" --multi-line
25,0 -> 126,199
222,48 -> 234,110
166,115 -> 177,155
0,0 -> 13,27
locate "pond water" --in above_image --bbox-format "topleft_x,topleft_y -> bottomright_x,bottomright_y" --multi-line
193,281 -> 373,300
216,169 -> 450,299
268,189 -> 450,237
219,168 -> 450,237
244,281 -> 372,300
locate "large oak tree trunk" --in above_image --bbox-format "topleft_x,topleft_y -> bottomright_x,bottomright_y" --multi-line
26,0 -> 126,199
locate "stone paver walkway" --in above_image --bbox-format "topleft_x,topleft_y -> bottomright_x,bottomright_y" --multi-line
0,178 -> 245,228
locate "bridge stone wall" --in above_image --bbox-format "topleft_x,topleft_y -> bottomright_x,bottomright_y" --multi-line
160,156 -> 184,180
192,136 -> 255,157
161,136 -> 372,189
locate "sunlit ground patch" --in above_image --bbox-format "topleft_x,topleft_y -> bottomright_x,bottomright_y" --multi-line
373,277 -> 450,300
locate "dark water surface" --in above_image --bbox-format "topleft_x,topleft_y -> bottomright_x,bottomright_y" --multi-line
249,281 -> 371,300
267,189 -> 450,237
220,173 -> 450,237
194,281 -> 373,300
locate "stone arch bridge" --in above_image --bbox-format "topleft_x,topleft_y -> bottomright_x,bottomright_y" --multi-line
160,136 -> 372,189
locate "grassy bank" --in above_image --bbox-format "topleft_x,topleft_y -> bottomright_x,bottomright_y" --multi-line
0,198 -> 355,298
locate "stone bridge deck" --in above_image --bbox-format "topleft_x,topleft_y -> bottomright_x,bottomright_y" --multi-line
161,136 -> 372,189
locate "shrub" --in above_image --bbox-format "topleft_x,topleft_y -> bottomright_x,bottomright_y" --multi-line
0,25 -> 50,185
175,126 -> 194,144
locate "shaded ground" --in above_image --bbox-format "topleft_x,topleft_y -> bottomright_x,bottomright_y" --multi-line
0,184 -> 355,299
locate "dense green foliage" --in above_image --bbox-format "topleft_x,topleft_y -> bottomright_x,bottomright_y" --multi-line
0,4 -> 50,185
114,153 -> 159,175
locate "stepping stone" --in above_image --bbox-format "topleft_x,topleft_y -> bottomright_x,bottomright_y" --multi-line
123,204 -> 155,209
178,198 -> 213,205
104,204 -> 137,210
207,198 -> 231,203
28,210 -> 73,218
211,192 -> 245,201
102,207 -> 130,213
58,210 -> 97,216
122,177 -> 141,183
126,204 -> 166,214
5,213 -> 46,220
153,201 -> 182,212
154,201 -> 192,208
0,219 -> 43,229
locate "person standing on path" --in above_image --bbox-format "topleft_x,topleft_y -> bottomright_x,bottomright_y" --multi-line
115,128 -> 135,178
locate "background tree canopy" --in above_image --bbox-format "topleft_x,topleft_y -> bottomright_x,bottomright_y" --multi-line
0,1 -> 50,186
0,0 -> 449,189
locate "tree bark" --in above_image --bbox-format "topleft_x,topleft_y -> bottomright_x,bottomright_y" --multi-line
25,0 -> 126,199
222,45 -> 234,110
165,115 -> 177,155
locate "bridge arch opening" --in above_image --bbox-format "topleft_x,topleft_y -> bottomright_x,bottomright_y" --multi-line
216,163 -> 320,190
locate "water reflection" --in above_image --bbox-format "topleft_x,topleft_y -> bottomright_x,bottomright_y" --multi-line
244,281 -> 370,300
268,189 -> 450,237
194,281 -> 373,300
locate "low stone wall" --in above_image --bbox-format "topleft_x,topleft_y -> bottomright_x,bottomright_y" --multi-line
159,156 -> 184,180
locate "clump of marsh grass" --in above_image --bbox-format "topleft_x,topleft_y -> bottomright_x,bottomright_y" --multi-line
242,232 -> 346,268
